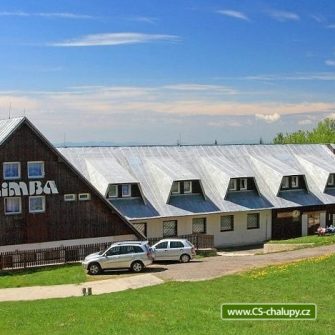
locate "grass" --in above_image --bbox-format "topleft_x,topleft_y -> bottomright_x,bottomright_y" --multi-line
0,254 -> 335,334
0,264 -> 86,288
268,234 -> 335,246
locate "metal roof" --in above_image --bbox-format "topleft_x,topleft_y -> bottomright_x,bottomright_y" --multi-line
0,117 -> 25,145
58,144 -> 335,220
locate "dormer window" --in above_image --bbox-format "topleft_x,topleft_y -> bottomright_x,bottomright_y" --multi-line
184,181 -> 192,193
291,176 -> 299,188
122,184 -> 131,197
240,178 -> 248,190
327,174 -> 335,187
282,176 -> 290,189
109,184 -> 118,198
171,182 -> 180,194
228,179 -> 237,191
280,175 -> 305,191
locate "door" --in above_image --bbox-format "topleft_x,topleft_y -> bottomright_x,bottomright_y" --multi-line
153,241 -> 169,260
103,246 -> 122,269
168,241 -> 185,260
307,213 -> 320,235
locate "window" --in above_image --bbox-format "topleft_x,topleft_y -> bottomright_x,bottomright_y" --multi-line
78,193 -> 91,201
29,196 -> 45,213
291,176 -> 299,188
133,222 -> 147,237
184,181 -> 192,193
170,241 -> 184,248
106,246 -> 121,256
171,182 -> 180,194
228,179 -> 237,191
121,184 -> 131,197
281,176 -> 290,189
240,178 -> 248,190
220,215 -> 234,232
328,174 -> 335,186
247,213 -> 260,229
155,241 -> 168,249
109,184 -> 118,198
163,220 -> 177,237
3,162 -> 20,180
4,197 -> 21,215
64,194 -> 76,202
192,218 -> 206,234
27,161 -> 44,179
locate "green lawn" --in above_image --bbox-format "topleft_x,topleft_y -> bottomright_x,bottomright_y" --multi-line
0,264 -> 86,288
269,234 -> 335,246
0,254 -> 334,335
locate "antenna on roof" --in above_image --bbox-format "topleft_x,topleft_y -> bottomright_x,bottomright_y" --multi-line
177,132 -> 182,146
63,133 -> 67,148
214,139 -> 218,145
8,103 -> 12,119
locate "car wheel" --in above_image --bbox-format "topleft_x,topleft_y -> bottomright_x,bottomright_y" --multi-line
88,262 -> 102,275
180,254 -> 191,263
131,261 -> 144,273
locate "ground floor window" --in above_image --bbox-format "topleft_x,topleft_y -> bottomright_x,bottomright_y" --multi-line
4,197 -> 22,215
133,222 -> 147,237
192,217 -> 206,234
247,213 -> 260,229
29,196 -> 46,213
220,215 -> 234,231
163,220 -> 177,237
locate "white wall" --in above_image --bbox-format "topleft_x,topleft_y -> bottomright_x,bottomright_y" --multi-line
131,210 -> 272,248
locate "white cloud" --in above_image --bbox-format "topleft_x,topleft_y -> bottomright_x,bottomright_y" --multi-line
310,14 -> 326,23
255,113 -> 281,123
327,24 -> 335,29
325,60 -> 335,67
128,16 -> 158,24
267,10 -> 300,22
163,84 -> 237,95
241,72 -> 335,81
298,119 -> 313,125
217,10 -> 249,21
0,11 -> 94,19
49,33 -> 180,47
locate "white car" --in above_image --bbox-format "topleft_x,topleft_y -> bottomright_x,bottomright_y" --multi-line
151,239 -> 196,262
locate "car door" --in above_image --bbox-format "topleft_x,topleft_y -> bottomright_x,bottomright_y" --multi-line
168,241 -> 185,260
153,241 -> 169,260
103,246 -> 122,269
118,245 -> 136,268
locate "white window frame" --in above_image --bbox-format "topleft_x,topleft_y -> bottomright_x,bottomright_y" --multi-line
291,176 -> 299,188
171,181 -> 180,194
29,196 -> 46,213
78,193 -> 91,201
121,184 -> 131,197
184,181 -> 192,194
109,184 -> 118,198
64,194 -> 76,202
4,197 -> 22,215
282,176 -> 290,189
228,179 -> 237,191
27,161 -> 45,179
240,178 -> 248,191
3,162 -> 21,180
328,174 -> 335,186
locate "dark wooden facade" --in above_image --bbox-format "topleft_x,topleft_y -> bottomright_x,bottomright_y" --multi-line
0,120 -> 140,246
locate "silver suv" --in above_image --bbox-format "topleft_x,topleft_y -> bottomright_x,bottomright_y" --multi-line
82,241 -> 153,275
151,239 -> 196,262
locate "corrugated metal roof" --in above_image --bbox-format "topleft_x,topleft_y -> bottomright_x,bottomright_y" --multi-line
0,117 -> 25,145
58,144 -> 335,220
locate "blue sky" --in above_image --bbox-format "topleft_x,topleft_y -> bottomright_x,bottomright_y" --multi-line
0,0 -> 335,144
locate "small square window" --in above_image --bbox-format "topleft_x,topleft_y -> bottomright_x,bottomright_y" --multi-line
220,215 -> 234,231
247,213 -> 260,229
184,181 -> 192,193
228,179 -> 237,191
27,161 -> 44,179
133,222 -> 147,237
163,220 -> 177,237
109,184 -> 118,198
4,197 -> 22,215
328,174 -> 335,186
240,178 -> 248,190
78,193 -> 91,201
192,218 -> 206,234
121,184 -> 131,197
291,176 -> 299,188
29,196 -> 45,213
171,182 -> 180,194
281,176 -> 290,189
3,162 -> 20,180
64,194 -> 76,202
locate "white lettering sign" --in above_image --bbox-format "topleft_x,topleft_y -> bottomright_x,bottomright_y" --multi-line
0,181 -> 58,197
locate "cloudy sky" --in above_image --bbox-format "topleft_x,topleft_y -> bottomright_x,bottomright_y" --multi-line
1,0 -> 335,145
